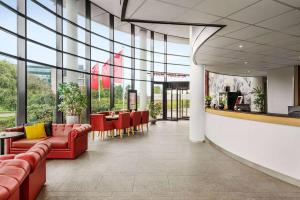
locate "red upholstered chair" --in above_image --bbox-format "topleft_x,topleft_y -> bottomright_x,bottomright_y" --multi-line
130,111 -> 142,134
90,114 -> 114,140
0,159 -> 30,200
141,111 -> 149,133
0,141 -> 51,200
113,112 -> 131,138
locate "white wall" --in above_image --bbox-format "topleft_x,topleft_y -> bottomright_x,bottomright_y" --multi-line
206,113 -> 300,182
267,67 -> 294,114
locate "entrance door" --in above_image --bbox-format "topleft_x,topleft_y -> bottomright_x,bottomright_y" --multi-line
167,89 -> 178,120
153,83 -> 163,119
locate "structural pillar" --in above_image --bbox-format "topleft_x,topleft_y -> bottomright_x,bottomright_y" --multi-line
65,0 -> 78,83
139,29 -> 148,110
189,27 -> 205,142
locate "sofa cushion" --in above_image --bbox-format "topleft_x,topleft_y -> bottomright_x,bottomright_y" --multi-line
52,124 -> 74,137
24,123 -> 47,139
12,138 -> 47,149
46,137 -> 68,149
0,175 -> 19,197
0,186 -> 9,199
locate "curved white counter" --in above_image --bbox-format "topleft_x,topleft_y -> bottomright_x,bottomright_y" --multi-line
205,109 -> 300,186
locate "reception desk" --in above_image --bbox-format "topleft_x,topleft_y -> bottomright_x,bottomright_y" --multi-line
205,108 -> 300,186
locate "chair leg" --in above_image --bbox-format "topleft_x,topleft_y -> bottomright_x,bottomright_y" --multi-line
119,129 -> 123,139
147,123 -> 149,132
127,128 -> 130,136
92,131 -> 95,140
131,127 -> 134,135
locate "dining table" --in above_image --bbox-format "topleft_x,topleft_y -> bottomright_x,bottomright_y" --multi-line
105,114 -> 119,121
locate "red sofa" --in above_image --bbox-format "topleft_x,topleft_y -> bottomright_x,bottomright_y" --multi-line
0,141 -> 51,200
5,124 -> 91,159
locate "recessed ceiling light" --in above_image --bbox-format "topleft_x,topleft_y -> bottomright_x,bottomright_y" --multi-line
244,61 -> 248,64
247,70 -> 251,73
239,44 -> 243,48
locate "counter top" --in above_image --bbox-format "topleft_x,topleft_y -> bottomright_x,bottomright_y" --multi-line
206,108 -> 300,127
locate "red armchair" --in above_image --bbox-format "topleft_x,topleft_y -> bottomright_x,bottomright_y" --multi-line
0,159 -> 30,200
130,111 -> 142,134
141,111 -> 149,133
5,124 -> 91,159
90,114 -> 114,140
0,141 -> 51,200
113,112 -> 131,138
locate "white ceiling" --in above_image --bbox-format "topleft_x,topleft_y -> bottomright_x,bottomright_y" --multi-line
91,0 -> 300,76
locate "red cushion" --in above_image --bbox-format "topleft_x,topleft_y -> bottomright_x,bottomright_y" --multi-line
0,155 -> 15,161
0,160 -> 30,184
46,137 -> 68,149
0,186 -> 9,199
12,138 -> 47,149
0,175 -> 19,197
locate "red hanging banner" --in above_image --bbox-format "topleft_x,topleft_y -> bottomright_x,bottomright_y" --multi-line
91,63 -> 99,90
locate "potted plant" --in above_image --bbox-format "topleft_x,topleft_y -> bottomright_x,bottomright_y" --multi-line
58,82 -> 87,124
149,102 -> 162,125
252,86 -> 265,112
218,97 -> 226,110
205,96 -> 212,107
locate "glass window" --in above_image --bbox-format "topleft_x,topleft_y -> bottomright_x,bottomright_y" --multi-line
63,0 -> 86,27
167,64 -> 190,82
27,0 -> 56,30
63,70 -> 88,123
63,20 -> 86,43
167,36 -> 190,56
91,4 -> 110,38
114,79 -> 131,110
2,0 -> 17,9
0,56 -> 17,131
0,30 -> 17,56
63,37 -> 86,57
167,55 -> 189,65
27,42 -> 56,66
91,34 -> 110,50
63,53 -> 87,72
0,4 -> 17,33
36,0 -> 56,12
114,17 -> 131,45
154,33 -> 164,53
91,47 -> 110,63
91,61 -> 111,112
27,64 -> 56,123
27,20 -> 56,48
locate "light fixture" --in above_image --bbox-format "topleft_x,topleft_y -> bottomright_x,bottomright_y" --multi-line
247,70 -> 251,73
239,44 -> 243,48
244,61 -> 248,64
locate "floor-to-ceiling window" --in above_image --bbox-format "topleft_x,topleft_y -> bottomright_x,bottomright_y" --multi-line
0,0 -> 191,127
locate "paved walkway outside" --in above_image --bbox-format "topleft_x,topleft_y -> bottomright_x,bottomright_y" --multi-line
38,121 -> 300,200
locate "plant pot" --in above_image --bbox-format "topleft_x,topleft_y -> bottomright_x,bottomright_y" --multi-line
66,115 -> 79,124
151,119 -> 157,125
219,104 -> 224,110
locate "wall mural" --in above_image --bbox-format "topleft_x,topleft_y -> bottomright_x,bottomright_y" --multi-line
209,72 -> 262,107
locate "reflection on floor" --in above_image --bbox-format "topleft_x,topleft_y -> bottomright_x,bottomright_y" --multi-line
38,121 -> 300,200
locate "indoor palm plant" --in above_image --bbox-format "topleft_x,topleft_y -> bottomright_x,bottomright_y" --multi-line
252,86 -> 265,112
58,82 -> 87,124
149,102 -> 162,125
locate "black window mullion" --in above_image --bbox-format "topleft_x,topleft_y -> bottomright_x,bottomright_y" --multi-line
164,34 -> 167,82
109,14 -> 114,109
131,24 -> 135,89
150,31 -> 154,103
85,0 -> 91,121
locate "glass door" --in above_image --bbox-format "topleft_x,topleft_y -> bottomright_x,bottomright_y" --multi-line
167,89 -> 178,120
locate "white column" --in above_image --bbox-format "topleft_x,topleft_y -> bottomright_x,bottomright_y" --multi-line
189,27 -> 205,142
139,29 -> 147,110
65,0 -> 78,83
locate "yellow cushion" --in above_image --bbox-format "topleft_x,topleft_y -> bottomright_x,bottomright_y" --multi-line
25,123 -> 47,139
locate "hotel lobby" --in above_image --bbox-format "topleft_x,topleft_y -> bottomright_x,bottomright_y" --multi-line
1,0 -> 300,199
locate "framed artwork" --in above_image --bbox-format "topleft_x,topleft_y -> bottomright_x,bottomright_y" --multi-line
128,90 -> 137,111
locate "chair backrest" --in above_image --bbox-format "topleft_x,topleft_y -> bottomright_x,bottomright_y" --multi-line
131,111 -> 142,126
141,110 -> 149,124
90,114 -> 106,131
118,112 -> 131,128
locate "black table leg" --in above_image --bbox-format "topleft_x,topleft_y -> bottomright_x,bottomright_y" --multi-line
0,139 -> 4,155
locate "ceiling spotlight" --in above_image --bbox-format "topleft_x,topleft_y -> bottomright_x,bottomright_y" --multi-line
239,44 -> 243,48
244,61 -> 248,64
247,70 -> 251,73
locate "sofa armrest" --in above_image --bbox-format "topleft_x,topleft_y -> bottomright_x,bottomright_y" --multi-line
15,152 -> 40,172
0,155 -> 15,160
69,124 -> 91,139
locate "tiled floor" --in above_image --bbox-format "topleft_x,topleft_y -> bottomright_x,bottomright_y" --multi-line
38,121 -> 300,200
